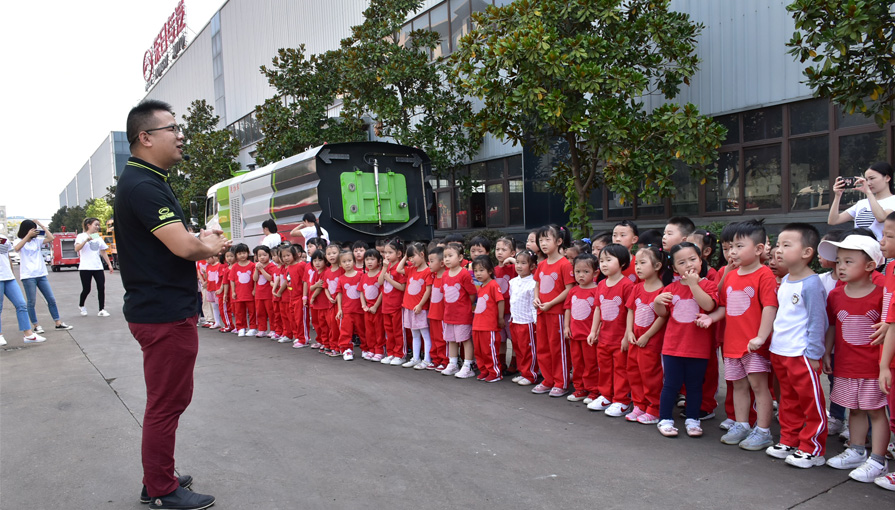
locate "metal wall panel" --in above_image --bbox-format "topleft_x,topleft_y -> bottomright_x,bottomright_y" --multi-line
76,163 -> 92,204
145,22 -> 216,125
65,180 -> 77,208
89,134 -> 114,202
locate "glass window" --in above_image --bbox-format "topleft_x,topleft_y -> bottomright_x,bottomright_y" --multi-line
455,190 -> 470,229
486,183 -> 505,226
607,190 -> 634,218
790,98 -> 828,135
836,102 -> 878,129
670,161 -> 698,216
790,136 -> 829,211
706,151 -> 740,213
743,145 -> 782,210
508,179 -> 524,225
411,14 -> 429,31
430,3 -> 449,58
450,0 -> 471,52
507,154 -> 522,177
437,190 -> 453,229
716,114 -> 739,145
470,162 -> 486,180
638,194 -> 665,217
838,131 -> 888,209
743,106 -> 782,142
494,0 -> 514,6
486,158 -> 504,180
398,23 -> 412,48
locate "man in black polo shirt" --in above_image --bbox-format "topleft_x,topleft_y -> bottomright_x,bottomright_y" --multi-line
115,100 -> 229,510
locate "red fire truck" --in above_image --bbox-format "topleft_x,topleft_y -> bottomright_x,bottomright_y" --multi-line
51,232 -> 79,272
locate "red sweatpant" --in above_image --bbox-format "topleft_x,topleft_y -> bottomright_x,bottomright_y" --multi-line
509,322 -> 538,383
291,301 -> 308,343
473,330 -> 502,380
570,339 -> 599,395
233,300 -> 256,330
279,299 -> 293,339
429,319 -> 448,367
217,294 -> 232,330
339,312 -> 364,352
255,298 -> 273,332
326,307 -> 340,350
271,299 -> 282,335
535,313 -> 569,389
128,315 -> 198,498
310,308 -> 331,347
701,347 -> 720,412
771,353 -> 827,456
384,309 -> 406,359
364,310 -> 385,354
890,368 -> 895,436
597,342 -> 630,404
627,346 -> 663,416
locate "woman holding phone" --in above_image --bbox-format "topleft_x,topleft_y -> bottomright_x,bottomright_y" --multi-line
75,217 -> 113,317
0,233 -> 46,346
14,219 -> 72,333
828,161 -> 895,240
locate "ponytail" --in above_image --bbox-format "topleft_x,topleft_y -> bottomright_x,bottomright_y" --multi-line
302,212 -> 323,239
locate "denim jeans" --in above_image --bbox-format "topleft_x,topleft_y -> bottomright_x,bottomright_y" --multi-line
22,275 -> 60,324
1,279 -> 31,334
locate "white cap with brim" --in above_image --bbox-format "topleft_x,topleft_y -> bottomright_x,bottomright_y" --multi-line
817,235 -> 884,267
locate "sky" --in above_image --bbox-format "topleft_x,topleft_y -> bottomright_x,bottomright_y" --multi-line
0,0 -> 226,221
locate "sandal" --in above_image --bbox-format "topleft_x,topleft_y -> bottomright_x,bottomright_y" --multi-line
685,419 -> 703,437
658,420 -> 678,437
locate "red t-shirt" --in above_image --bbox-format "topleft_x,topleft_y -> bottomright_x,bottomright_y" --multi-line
402,266 -> 432,310
324,266 -> 343,303
337,270 -> 364,314
827,285 -> 883,379
381,262 -> 406,314
442,268 -> 477,325
535,257 -> 575,315
269,264 -> 282,302
361,270 -> 382,310
661,278 -> 718,359
494,264 -> 517,315
428,273 -> 445,321
205,263 -> 219,292
283,263 -> 303,302
626,283 -> 666,354
707,267 -> 719,283
309,268 -> 332,309
230,262 -> 256,302
719,265 -> 779,359
622,263 -> 639,284
254,262 -> 274,300
596,277 -> 634,345
473,279 -> 504,331
883,262 -> 895,369
564,285 -> 598,341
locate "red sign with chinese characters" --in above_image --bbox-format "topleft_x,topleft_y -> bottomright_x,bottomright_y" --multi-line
143,0 -> 187,85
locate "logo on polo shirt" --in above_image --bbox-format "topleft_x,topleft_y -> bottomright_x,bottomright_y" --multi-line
158,207 -> 175,220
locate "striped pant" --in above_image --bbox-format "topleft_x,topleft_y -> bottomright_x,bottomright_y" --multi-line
509,322 -> 538,383
473,330 -> 502,380
770,353 -> 827,456
535,313 -> 569,390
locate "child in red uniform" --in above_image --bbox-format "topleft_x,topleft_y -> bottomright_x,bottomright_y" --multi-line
268,249 -> 283,340
229,244 -> 257,337
472,255 -> 505,382
352,241 -> 368,273
655,242 -> 718,438
820,234 -> 890,483
532,225 -> 575,397
323,244 -> 344,356
336,250 -> 364,360
204,255 -> 222,329
307,251 -> 332,352
275,245 -> 297,344
400,242 -> 433,369
290,245 -> 309,348
701,220 -> 779,450
379,238 -> 407,365
494,237 -> 517,372
612,220 -> 640,284
587,244 -> 635,416
217,250 -> 235,333
252,245 -> 274,338
624,246 -> 670,425
509,250 -> 539,386
440,242 -> 477,378
427,246 -> 448,371
564,253 -> 600,403
360,248 -> 385,360
879,213 -> 895,490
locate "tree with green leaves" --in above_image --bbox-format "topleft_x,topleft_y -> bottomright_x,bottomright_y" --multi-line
336,0 -> 481,175
84,198 -> 113,227
450,0 -> 725,236
49,205 -> 87,233
786,0 -> 895,126
168,100 -> 241,226
255,46 -> 366,166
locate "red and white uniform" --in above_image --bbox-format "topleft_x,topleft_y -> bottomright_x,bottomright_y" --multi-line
883,262 -> 895,436
509,274 -> 538,383
307,267 -> 332,348
661,279 -> 718,360
621,263 -> 639,284
255,262 -> 275,332
382,262 -> 406,358
564,285 -> 599,396
595,277 -> 634,404
625,284 -> 666,416
230,261 -> 256,330
322,266 -> 343,350
268,264 -> 282,335
442,268 -> 476,343
534,257 -> 575,390
428,271 -> 448,367
290,261 -> 309,344
494,264 -> 517,334
827,285 -> 886,410
720,266 -> 778,380
337,270 -> 364,352
402,265 -> 432,330
472,279 -> 505,380
361,270 -> 385,355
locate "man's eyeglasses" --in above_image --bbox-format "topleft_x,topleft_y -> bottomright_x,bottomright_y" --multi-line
144,123 -> 182,135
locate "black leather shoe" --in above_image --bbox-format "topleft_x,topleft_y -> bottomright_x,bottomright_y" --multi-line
148,486 -> 214,510
140,475 -> 193,504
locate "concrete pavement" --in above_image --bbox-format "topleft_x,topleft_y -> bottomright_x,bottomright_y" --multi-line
1,269 -> 892,509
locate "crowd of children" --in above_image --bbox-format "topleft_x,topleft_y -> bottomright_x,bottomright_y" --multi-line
193,216 -> 895,492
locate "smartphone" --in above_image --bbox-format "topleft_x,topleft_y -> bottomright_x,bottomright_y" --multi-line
37,229 -> 46,236
839,176 -> 857,188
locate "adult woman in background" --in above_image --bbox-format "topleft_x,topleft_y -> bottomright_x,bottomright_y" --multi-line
0,233 -> 45,346
14,219 -> 72,333
828,161 -> 895,240
289,213 -> 330,245
75,217 -> 114,317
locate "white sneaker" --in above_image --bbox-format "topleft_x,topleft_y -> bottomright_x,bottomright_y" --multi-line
785,450 -> 826,468
389,357 -> 404,366
442,363 -> 460,376
97,309 -> 110,317
79,306 -> 88,316
719,418 -> 735,431
827,416 -> 846,436
255,330 -> 267,338
277,336 -> 292,343
245,329 -> 258,336
361,351 -> 372,360
402,358 -> 421,368
267,331 -> 277,338
343,350 -> 354,361
237,329 -> 246,337
0,335 -> 6,346
516,377 -> 533,386
605,402 -> 631,417
511,375 -> 523,383
24,334 -> 46,344
414,361 -> 433,370
455,363 -> 476,379
849,459 -> 888,483
826,447 -> 867,469
587,396 -> 611,411
380,355 -> 394,365
33,325 -> 45,334
292,341 -> 307,349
